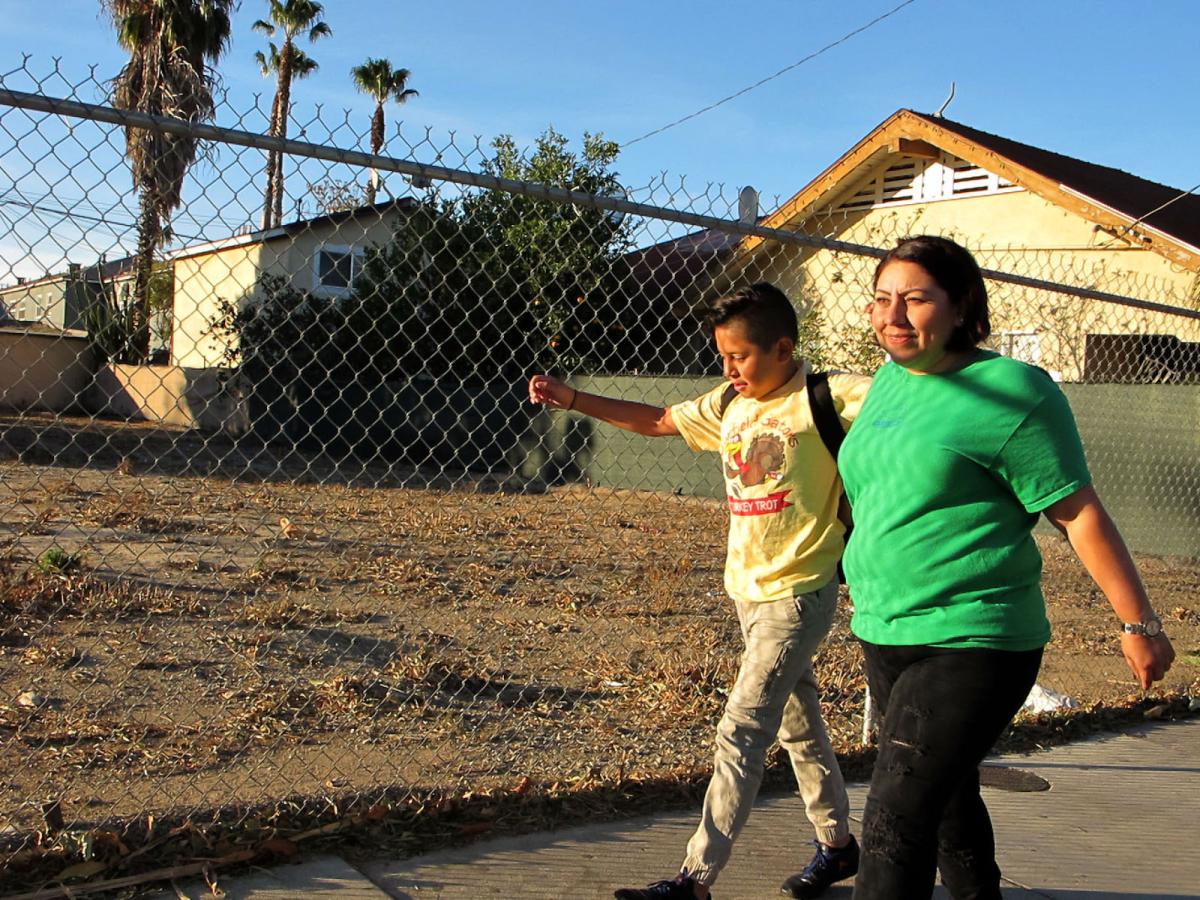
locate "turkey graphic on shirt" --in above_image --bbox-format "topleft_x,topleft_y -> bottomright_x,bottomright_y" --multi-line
724,431 -> 786,488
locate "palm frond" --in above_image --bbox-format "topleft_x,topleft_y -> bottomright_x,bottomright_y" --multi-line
104,0 -> 235,360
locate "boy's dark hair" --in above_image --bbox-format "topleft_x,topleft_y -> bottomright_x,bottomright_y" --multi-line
874,235 -> 991,351
703,282 -> 799,350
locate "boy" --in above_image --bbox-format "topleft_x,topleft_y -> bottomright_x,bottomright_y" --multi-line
527,283 -> 871,899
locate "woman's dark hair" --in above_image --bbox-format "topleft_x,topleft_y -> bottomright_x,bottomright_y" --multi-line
703,282 -> 798,351
874,235 -> 991,351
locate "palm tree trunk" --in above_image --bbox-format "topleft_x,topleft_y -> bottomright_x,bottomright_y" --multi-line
365,103 -> 384,206
273,139 -> 285,224
262,89 -> 280,229
131,192 -> 158,364
273,75 -> 292,226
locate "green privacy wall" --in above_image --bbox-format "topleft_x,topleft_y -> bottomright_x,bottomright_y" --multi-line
528,377 -> 1200,559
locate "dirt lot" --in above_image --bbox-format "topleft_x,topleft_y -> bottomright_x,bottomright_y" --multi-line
2,414 -> 1199,860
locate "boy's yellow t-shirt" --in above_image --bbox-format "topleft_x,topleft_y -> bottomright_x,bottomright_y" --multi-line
670,368 -> 872,603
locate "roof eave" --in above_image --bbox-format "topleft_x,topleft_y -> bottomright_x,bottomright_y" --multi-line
738,109 -> 920,254
740,110 -> 1200,272
171,199 -> 414,263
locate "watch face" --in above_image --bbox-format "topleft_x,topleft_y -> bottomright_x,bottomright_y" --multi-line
1144,618 -> 1163,637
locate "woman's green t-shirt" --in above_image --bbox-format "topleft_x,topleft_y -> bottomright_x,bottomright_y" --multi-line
840,352 -> 1091,650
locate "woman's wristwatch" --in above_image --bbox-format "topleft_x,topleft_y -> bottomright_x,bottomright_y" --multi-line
1122,615 -> 1164,637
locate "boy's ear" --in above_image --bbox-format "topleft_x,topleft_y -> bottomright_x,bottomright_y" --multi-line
775,337 -> 796,360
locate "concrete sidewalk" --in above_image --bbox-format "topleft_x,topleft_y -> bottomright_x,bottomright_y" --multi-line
160,717 -> 1200,899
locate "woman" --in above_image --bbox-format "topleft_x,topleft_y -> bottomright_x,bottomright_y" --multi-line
836,235 -> 1175,899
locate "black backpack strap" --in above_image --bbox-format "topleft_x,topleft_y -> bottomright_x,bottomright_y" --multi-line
806,371 -> 845,460
808,370 -> 853,584
717,382 -> 739,419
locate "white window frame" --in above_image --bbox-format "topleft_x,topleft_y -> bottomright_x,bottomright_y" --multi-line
993,329 -> 1042,365
312,244 -> 365,299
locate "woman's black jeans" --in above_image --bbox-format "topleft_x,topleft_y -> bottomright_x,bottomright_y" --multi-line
852,641 -> 1043,900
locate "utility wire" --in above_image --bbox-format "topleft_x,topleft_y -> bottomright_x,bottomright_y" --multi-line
0,184 -> 250,237
0,192 -> 251,249
1121,180 -> 1200,235
1,196 -> 137,233
621,0 -> 919,148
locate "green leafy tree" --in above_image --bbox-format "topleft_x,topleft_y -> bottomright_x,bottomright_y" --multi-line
208,273 -> 336,384
455,128 -> 636,372
350,129 -> 638,378
216,128 -> 637,389
105,0 -> 234,362
254,0 -> 331,228
350,57 -> 418,205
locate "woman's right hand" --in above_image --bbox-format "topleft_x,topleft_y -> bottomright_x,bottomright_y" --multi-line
1121,632 -> 1175,690
528,374 -> 575,410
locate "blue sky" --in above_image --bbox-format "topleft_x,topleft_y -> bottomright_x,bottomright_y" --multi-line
1,0 -> 1198,275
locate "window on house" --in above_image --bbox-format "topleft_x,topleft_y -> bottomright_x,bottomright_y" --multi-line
1084,333 -> 1200,383
993,330 -> 1041,365
313,246 -> 364,297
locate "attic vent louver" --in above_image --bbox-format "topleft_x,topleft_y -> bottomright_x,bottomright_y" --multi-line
833,152 -> 1018,213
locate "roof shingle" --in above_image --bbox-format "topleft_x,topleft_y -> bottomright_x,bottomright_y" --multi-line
909,111 -> 1200,252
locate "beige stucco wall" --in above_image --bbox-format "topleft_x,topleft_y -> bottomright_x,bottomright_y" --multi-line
170,212 -> 403,369
0,328 -> 94,412
87,364 -> 248,432
735,188 -> 1200,380
172,243 -> 266,368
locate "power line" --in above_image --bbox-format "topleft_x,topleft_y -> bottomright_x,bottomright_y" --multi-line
621,0 -> 919,148
0,196 -> 137,233
1122,181 -> 1200,235
0,184 -> 251,237
0,191 -> 252,250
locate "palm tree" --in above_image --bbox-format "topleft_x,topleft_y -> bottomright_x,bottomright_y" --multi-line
255,40 -> 319,226
254,0 -> 331,228
350,58 -> 418,205
105,0 -> 234,362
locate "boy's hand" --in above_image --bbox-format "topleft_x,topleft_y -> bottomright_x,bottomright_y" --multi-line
528,374 -> 575,410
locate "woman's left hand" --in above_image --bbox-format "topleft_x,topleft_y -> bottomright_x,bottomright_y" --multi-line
1120,632 -> 1175,690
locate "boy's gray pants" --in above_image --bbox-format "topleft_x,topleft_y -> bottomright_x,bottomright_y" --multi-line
682,578 -> 850,886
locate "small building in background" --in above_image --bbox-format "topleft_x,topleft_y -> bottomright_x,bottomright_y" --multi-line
0,255 -> 137,332
169,199 -> 415,369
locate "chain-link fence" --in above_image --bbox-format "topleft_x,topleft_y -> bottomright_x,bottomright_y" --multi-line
2,61 -> 1199,886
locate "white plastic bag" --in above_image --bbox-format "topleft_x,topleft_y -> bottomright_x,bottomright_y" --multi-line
1022,682 -> 1078,714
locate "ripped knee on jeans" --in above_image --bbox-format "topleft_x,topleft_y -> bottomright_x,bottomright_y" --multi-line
882,725 -> 928,774
937,836 -> 983,869
862,807 -> 907,861
898,701 -> 932,726
883,702 -> 930,756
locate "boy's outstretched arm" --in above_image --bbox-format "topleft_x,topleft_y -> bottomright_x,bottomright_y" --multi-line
1043,484 -> 1175,689
527,374 -> 680,437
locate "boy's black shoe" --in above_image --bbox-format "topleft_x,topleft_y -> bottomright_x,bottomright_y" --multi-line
780,835 -> 859,898
614,873 -> 707,899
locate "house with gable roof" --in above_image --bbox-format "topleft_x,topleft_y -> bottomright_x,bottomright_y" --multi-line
708,110 -> 1200,382
169,198 -> 416,369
